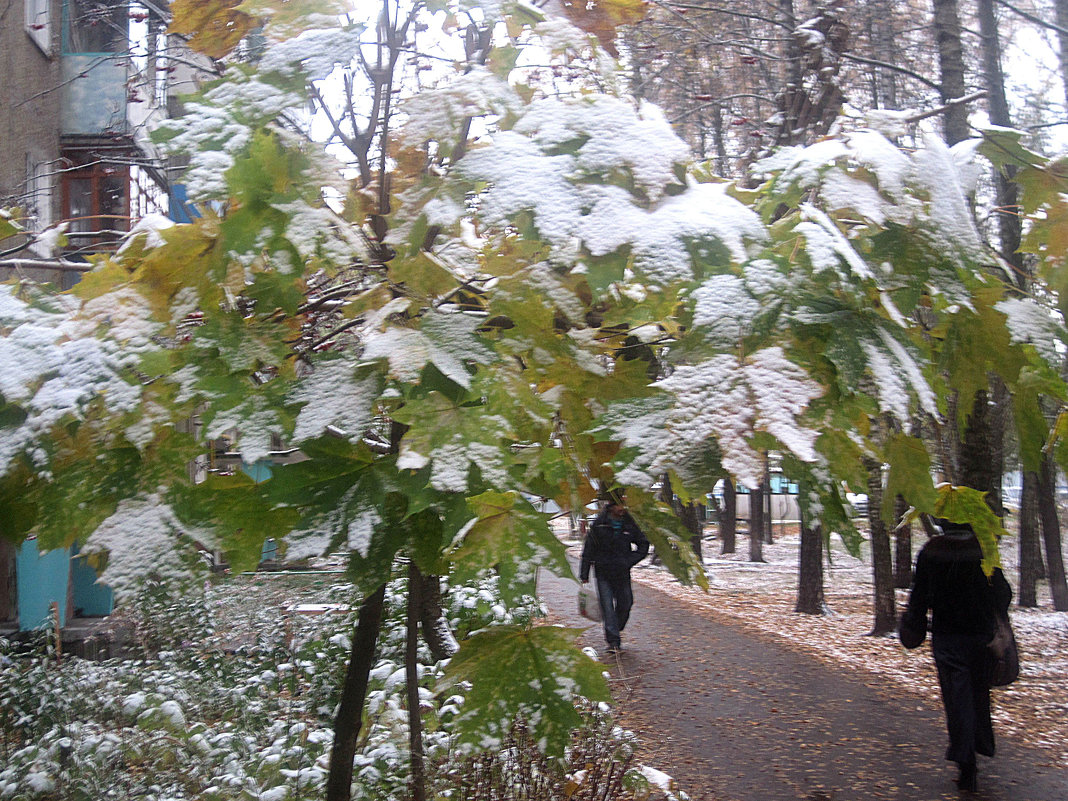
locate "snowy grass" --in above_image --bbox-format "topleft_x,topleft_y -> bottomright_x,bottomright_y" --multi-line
0,567 -> 683,801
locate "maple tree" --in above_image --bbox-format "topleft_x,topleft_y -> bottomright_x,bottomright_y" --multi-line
4,1 -> 1068,797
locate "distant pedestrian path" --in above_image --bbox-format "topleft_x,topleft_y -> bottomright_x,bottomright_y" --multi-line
538,559 -> 1068,801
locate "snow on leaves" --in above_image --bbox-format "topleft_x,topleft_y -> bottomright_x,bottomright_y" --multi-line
362,310 -> 493,390
258,26 -> 365,81
995,298 -> 1065,367
692,274 -> 760,345
860,329 -> 938,420
0,288 -> 150,476
757,129 -> 985,270
399,67 -> 521,151
457,96 -> 764,285
602,347 -> 823,488
82,494 -> 212,602
153,74 -> 305,200
393,392 -> 512,494
288,359 -> 381,444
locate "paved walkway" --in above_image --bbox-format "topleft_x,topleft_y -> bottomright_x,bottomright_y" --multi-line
538,556 -> 1068,801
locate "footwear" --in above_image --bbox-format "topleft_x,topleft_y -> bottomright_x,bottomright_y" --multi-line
606,643 -> 622,655
955,763 -> 977,793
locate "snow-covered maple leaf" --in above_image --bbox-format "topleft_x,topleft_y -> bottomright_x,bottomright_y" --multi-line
602,347 -> 823,487
362,310 -> 493,390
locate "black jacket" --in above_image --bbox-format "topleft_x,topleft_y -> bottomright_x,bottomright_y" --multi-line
579,509 -> 650,581
900,529 -> 1012,646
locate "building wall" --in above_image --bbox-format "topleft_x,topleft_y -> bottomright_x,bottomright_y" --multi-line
0,0 -> 63,229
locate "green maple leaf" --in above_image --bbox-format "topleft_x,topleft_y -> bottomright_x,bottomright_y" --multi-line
625,488 -> 708,588
0,460 -> 39,543
441,624 -> 610,758
932,485 -> 1008,576
448,491 -> 571,604
388,252 -> 460,301
172,472 -> 299,572
392,391 -> 514,494
30,430 -> 143,550
882,433 -> 937,520
940,294 -> 1026,428
1013,367 -> 1066,473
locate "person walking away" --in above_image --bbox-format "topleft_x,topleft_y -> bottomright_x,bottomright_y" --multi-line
899,519 -> 1013,793
579,497 -> 650,654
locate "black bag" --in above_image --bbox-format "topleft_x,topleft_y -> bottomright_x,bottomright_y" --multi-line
988,610 -> 1019,687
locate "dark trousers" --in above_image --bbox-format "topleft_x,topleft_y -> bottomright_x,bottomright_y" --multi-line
595,569 -> 633,648
931,632 -> 995,767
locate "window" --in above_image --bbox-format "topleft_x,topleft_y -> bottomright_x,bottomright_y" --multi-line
61,160 -> 129,253
65,0 -> 127,54
25,156 -> 54,256
25,0 -> 52,55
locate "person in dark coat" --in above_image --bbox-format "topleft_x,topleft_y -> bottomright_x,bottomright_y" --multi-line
899,519 -> 1013,793
579,497 -> 650,654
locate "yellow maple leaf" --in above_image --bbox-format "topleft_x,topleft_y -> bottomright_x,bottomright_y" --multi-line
169,0 -> 260,60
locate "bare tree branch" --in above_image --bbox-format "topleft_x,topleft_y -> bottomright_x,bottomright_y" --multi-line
995,0 -> 1068,37
840,52 -> 942,92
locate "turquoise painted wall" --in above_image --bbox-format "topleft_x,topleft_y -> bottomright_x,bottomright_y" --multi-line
71,547 -> 113,617
15,539 -> 71,631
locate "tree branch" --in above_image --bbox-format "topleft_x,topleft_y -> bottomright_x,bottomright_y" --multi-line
840,52 -> 942,92
995,0 -> 1068,37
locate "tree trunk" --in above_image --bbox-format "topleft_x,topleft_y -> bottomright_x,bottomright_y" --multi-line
865,457 -> 896,635
977,0 -> 1023,277
749,482 -> 765,563
960,389 -> 1001,515
415,567 -> 457,661
326,583 -> 387,801
1056,0 -> 1068,109
406,563 -> 427,801
795,517 -> 825,614
710,93 -> 729,178
1038,452 -> 1068,611
932,0 -> 970,145
689,503 -> 705,562
893,494 -> 913,589
721,479 -> 737,555
763,459 -> 774,544
1019,470 -> 1042,607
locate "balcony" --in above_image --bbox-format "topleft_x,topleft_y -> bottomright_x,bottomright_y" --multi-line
59,0 -> 164,137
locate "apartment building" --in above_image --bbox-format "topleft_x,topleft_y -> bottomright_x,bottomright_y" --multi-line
1,1 -> 211,642
0,0 -> 210,287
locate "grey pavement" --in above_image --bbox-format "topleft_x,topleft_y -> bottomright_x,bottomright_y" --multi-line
537,553 -> 1068,801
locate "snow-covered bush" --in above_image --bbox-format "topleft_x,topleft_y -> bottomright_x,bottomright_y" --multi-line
0,569 -> 660,801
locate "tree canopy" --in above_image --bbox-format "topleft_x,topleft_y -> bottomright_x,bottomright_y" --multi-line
4,0 -> 1068,761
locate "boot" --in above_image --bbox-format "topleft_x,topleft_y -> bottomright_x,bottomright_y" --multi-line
955,762 -> 977,792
